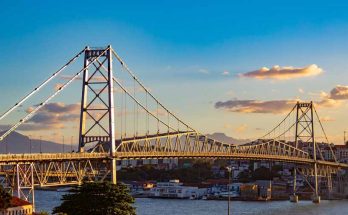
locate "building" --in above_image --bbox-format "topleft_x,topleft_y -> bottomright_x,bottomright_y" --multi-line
0,197 -> 33,215
120,158 -> 178,169
335,145 -> 348,163
256,180 -> 272,200
149,179 -> 206,199
240,184 -> 259,200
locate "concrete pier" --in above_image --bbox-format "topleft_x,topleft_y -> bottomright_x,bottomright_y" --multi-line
312,195 -> 321,204
289,195 -> 299,203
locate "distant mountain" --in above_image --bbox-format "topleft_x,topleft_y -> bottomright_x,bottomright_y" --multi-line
0,131 -> 75,154
207,132 -> 250,145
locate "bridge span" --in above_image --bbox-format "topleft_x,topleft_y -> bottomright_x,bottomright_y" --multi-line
0,46 -> 347,206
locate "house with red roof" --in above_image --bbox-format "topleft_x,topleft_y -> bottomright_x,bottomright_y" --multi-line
0,197 -> 33,215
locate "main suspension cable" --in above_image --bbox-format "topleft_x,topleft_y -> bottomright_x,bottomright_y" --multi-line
111,49 -> 195,132
0,48 -> 109,141
0,47 -> 86,122
112,77 -> 178,132
314,106 -> 338,162
260,104 -> 297,139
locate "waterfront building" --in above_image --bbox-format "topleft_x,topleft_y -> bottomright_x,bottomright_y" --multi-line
0,197 -> 33,215
149,179 -> 207,199
240,184 -> 259,200
256,180 -> 272,200
335,145 -> 348,163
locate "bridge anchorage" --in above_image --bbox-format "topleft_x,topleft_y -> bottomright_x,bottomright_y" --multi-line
0,45 -> 347,209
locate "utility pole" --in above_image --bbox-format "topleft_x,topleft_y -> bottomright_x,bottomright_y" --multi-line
226,166 -> 234,215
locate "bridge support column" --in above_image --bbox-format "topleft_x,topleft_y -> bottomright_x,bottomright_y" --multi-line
111,158 -> 117,184
289,194 -> 299,203
312,162 -> 320,204
291,103 -> 300,203
312,195 -> 321,204
290,167 -> 299,203
15,163 -> 35,211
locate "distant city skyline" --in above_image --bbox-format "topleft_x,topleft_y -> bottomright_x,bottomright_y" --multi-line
1,1 -> 348,144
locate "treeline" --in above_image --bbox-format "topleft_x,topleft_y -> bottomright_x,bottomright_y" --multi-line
118,161 -> 215,183
237,165 -> 283,183
118,160 -> 284,183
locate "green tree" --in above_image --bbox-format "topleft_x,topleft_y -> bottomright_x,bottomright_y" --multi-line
0,185 -> 11,209
237,170 -> 251,183
53,182 -> 135,215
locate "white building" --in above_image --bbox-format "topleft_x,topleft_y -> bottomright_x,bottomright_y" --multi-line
149,180 -> 206,199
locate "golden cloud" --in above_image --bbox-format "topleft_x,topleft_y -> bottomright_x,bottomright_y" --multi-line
320,116 -> 335,122
234,124 -> 248,133
329,85 -> 348,100
215,85 -> 348,115
21,103 -> 81,131
315,98 -> 342,108
215,100 -> 298,114
314,85 -> 348,108
240,64 -> 323,80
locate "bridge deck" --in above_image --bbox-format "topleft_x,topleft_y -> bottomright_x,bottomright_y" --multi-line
0,152 -> 347,168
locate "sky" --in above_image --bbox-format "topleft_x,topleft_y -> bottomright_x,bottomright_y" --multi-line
1,1 -> 348,144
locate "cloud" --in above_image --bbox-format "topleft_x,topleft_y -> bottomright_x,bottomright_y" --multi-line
198,68 -> 209,74
298,88 -> 304,94
240,64 -> 323,80
320,116 -> 335,122
40,103 -> 80,113
22,103 -> 81,131
314,85 -> 348,108
234,124 -> 248,133
59,75 -> 82,81
54,83 -> 64,91
315,98 -> 342,108
0,123 -> 64,132
215,85 -> 348,115
222,70 -> 230,76
215,99 -> 297,114
329,85 -> 348,100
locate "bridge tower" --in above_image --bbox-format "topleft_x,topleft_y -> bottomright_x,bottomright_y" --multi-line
292,101 -> 320,203
78,45 -> 117,184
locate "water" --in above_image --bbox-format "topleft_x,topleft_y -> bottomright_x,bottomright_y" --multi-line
35,190 -> 348,215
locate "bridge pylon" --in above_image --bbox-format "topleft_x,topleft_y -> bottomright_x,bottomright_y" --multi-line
292,101 -> 320,203
78,45 -> 117,184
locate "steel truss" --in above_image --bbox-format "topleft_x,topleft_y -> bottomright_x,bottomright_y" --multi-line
115,132 -> 311,161
296,165 -> 340,199
0,158 -> 111,207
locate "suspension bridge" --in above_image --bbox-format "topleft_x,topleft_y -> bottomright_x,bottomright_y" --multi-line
0,46 -> 347,208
